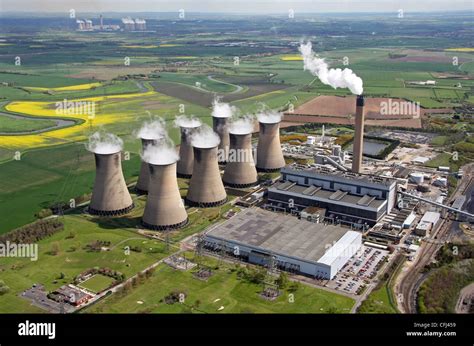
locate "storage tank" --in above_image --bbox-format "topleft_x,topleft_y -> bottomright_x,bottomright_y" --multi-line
409,172 -> 424,185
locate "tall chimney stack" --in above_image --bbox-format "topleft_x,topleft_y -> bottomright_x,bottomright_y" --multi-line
177,125 -> 199,178
352,95 -> 365,173
223,132 -> 258,188
186,145 -> 227,207
136,138 -> 156,194
89,151 -> 134,216
142,161 -> 188,230
256,121 -> 285,172
212,117 -> 229,164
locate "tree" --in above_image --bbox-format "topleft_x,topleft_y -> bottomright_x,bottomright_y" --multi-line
0,280 -> 9,295
50,242 -> 60,256
276,272 -> 289,289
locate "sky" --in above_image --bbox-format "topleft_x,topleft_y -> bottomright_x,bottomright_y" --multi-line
1,0 -> 473,14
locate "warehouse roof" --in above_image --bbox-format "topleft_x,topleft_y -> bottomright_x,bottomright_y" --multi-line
205,208 -> 352,264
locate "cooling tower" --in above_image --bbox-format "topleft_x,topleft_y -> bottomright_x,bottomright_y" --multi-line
212,117 -> 229,163
89,152 -> 134,216
223,133 -> 258,188
186,146 -> 227,207
142,162 -> 188,230
256,121 -> 285,172
177,125 -> 199,178
136,138 -> 156,194
352,95 -> 365,173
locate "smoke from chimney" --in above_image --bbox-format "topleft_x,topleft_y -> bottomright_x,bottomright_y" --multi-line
86,131 -> 123,154
299,41 -> 363,95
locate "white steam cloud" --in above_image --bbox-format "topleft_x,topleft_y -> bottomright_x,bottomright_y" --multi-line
136,118 -> 167,140
174,114 -> 202,128
229,116 -> 255,135
299,41 -> 363,95
211,99 -> 236,118
141,138 -> 180,165
257,110 -> 283,124
86,131 -> 123,154
189,124 -> 220,148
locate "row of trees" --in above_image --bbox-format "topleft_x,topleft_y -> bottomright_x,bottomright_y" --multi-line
0,219 -> 64,245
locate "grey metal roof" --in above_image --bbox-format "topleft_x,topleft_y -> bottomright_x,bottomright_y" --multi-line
206,208 -> 350,264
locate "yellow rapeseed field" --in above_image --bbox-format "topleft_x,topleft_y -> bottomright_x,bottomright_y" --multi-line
0,91 -> 156,150
25,82 -> 102,92
280,55 -> 303,61
445,48 -> 474,52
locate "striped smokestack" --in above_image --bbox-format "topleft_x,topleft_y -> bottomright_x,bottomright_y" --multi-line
352,95 -> 365,173
89,151 -> 134,216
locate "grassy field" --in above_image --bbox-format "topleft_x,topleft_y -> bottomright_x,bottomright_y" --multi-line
357,283 -> 399,314
78,274 -> 116,294
87,253 -> 355,314
0,214 -> 171,313
0,113 -> 55,133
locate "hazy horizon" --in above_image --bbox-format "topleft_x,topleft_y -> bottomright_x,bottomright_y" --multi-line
1,0 -> 473,14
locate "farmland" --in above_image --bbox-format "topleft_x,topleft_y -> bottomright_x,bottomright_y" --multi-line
0,11 -> 473,316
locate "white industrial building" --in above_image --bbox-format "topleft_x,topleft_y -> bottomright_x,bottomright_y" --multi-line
415,211 -> 440,236
204,208 -> 362,279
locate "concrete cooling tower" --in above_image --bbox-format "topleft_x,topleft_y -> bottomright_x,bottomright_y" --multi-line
212,117 -> 229,164
142,161 -> 188,230
177,125 -> 199,178
136,138 -> 156,194
186,145 -> 227,207
256,121 -> 285,172
352,95 -> 365,173
89,152 -> 134,216
223,132 -> 258,188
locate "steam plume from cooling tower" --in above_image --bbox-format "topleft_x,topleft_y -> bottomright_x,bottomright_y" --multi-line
141,137 -> 180,166
135,118 -> 167,140
86,131 -> 123,154
189,124 -> 220,148
174,114 -> 202,128
299,41 -> 363,95
257,109 -> 283,124
211,98 -> 236,118
228,116 -> 255,135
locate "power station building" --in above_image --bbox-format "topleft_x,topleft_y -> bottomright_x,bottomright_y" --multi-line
204,208 -> 362,279
267,165 -> 397,225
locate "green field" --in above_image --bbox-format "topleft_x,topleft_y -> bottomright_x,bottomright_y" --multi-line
0,214 -> 171,313
0,113 -> 55,133
78,274 -> 116,294
88,254 -> 355,314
